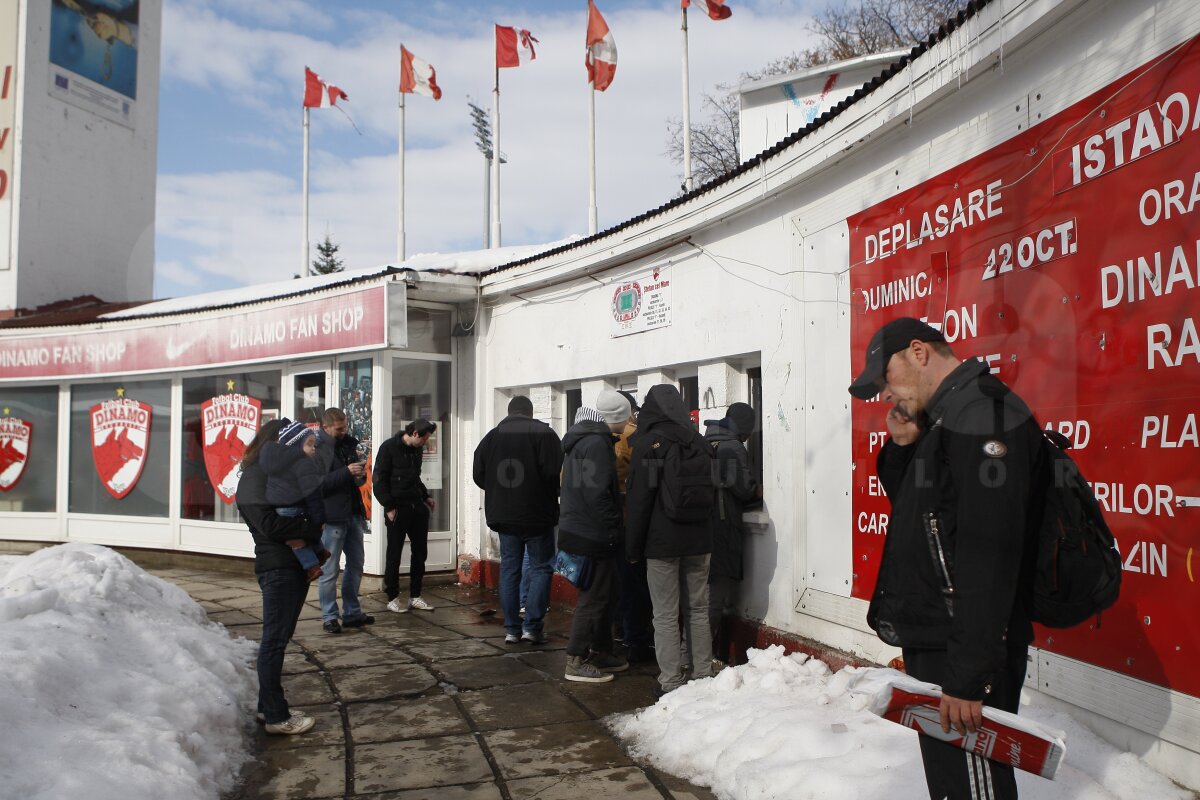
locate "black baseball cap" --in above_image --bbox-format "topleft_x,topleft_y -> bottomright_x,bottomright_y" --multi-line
847,317 -> 946,400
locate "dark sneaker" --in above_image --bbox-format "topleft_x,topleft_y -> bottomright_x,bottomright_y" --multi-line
521,630 -> 546,645
504,633 -> 520,644
565,654 -> 613,683
341,614 -> 375,628
588,651 -> 629,673
322,619 -> 342,634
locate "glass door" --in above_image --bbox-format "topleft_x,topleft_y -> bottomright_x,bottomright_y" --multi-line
390,357 -> 452,532
290,365 -> 330,428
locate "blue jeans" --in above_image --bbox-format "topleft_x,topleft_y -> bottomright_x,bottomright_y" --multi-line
257,567 -> 309,724
499,529 -> 554,636
520,549 -> 531,610
319,517 -> 365,622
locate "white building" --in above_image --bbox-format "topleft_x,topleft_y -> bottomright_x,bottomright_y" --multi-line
0,0 -> 1197,790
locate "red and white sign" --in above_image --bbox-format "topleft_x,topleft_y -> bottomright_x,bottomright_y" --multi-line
0,286 -> 388,381
847,37 -> 1200,695
0,416 -> 30,491
90,397 -> 152,500
200,393 -> 261,504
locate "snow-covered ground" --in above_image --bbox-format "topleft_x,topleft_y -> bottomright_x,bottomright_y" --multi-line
612,645 -> 1192,800
0,544 -> 257,800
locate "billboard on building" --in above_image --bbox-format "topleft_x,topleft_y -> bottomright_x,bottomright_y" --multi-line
47,0 -> 137,127
848,35 -> 1200,696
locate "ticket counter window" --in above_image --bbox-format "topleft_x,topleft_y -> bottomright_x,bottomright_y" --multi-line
181,371 -> 282,522
0,385 -> 59,512
390,358 -> 451,531
69,381 -> 171,517
339,359 -> 373,521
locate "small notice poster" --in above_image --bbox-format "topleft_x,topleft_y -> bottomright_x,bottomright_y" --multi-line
610,264 -> 672,337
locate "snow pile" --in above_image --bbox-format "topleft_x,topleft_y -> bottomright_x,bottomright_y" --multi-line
0,544 -> 257,800
610,644 -> 1189,800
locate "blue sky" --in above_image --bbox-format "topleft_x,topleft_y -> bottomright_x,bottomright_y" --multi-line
154,0 -> 819,297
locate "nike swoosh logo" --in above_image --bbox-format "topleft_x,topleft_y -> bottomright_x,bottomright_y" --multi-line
165,336 -> 196,360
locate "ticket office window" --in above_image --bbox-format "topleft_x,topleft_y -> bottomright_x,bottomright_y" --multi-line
389,357 -> 451,531
0,385 -> 59,512
69,381 -> 171,517
181,370 -> 282,522
338,358 -> 374,521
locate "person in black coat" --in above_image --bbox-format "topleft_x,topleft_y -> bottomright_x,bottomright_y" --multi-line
238,418 -> 320,736
704,402 -> 762,655
373,418 -> 437,613
626,384 -> 714,695
472,396 -> 563,643
559,393 -> 631,683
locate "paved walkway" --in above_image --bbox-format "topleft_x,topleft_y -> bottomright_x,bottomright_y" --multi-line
152,566 -> 717,800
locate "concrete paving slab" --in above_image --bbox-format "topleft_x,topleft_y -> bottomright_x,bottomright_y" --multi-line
282,651 -> 319,675
198,599 -> 229,613
514,649 -> 569,678
354,735 -> 494,793
483,720 -> 633,780
256,704 -> 345,751
208,609 -> 262,627
405,638 -> 505,661
354,782 -> 503,800
311,644 -> 414,671
418,605 -> 501,627
506,766 -> 663,800
282,671 -> 335,707
421,585 -> 496,607
433,655 -> 544,691
347,695 -> 470,744
298,630 -> 391,655
333,663 -> 439,702
654,769 -> 721,800
223,593 -> 269,613
225,623 -> 262,642
440,620 -> 506,639
562,672 -> 659,718
250,743 -> 345,800
367,622 -> 466,645
457,682 -> 591,731
189,586 -> 255,602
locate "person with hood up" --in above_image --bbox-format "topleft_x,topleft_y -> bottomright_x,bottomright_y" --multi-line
559,392 -> 632,683
626,383 -> 715,696
703,402 -> 762,657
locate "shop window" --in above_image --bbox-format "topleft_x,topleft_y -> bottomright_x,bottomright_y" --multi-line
338,359 -> 374,520
386,357 -> 451,531
747,367 -> 764,486
405,307 -> 452,354
0,385 -> 59,512
181,371 -> 282,522
679,376 -> 700,429
69,381 -> 171,517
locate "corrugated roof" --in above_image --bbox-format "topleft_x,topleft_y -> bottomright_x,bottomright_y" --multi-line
479,0 -> 989,279
0,295 -> 145,329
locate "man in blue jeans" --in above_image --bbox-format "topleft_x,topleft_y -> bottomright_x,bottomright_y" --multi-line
315,407 -> 373,634
473,396 -> 563,644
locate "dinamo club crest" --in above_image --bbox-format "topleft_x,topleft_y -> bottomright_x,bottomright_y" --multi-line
90,398 -> 153,499
611,281 -> 643,323
201,393 -> 261,503
0,416 -> 32,491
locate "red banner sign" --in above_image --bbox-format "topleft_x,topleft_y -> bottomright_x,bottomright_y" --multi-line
200,393 -> 261,504
90,397 -> 152,499
0,286 -> 387,380
0,416 -> 30,491
847,37 -> 1200,695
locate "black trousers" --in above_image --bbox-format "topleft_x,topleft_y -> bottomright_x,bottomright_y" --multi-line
384,501 -> 430,600
902,644 -> 1028,800
566,554 -> 618,658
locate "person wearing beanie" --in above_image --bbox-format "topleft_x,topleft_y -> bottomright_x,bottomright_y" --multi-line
703,402 -> 763,660
260,418 -> 330,583
374,418 -> 439,612
558,404 -> 630,682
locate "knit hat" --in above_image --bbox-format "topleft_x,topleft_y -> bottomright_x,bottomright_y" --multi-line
725,402 -> 757,437
574,406 -> 607,425
278,419 -> 314,447
595,389 -> 632,425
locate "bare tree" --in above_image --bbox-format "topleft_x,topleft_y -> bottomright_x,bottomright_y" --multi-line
667,0 -> 968,188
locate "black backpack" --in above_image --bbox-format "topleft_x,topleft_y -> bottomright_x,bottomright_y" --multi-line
1031,429 -> 1122,628
652,437 -> 715,523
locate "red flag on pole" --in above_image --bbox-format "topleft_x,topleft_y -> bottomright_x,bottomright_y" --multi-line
682,0 -> 732,21
496,24 -> 539,67
303,67 -> 348,108
400,46 -> 442,100
586,1 -> 617,91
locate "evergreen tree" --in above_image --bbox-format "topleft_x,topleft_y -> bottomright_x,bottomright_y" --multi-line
312,234 -> 344,275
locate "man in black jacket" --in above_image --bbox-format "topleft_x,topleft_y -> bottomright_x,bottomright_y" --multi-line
559,393 -> 631,683
849,317 -> 1047,800
626,384 -> 714,695
473,396 -> 563,644
373,418 -> 437,613
314,407 -> 371,634
703,402 -> 762,657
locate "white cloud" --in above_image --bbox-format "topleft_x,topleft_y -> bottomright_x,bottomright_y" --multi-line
155,2 -> 821,297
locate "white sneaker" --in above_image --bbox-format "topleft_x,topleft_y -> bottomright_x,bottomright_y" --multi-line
387,598 -> 407,613
408,596 -> 434,611
264,713 -> 315,735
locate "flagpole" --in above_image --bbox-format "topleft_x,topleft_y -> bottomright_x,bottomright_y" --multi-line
302,106 -> 311,277
490,63 -> 502,248
398,88 -> 406,263
588,78 -> 598,235
680,5 -> 693,194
